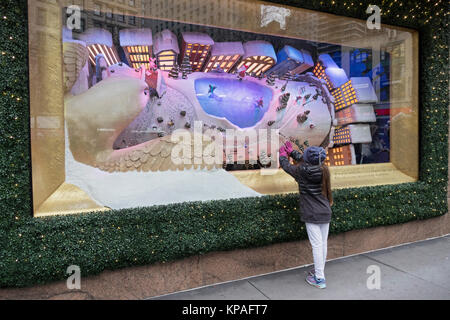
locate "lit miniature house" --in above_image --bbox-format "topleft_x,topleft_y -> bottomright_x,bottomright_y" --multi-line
324,67 -> 349,91
78,28 -> 120,67
204,42 -> 244,73
333,76 -> 379,111
333,126 -> 352,145
336,104 -> 377,126
312,62 -> 335,91
349,77 -> 379,103
333,124 -> 372,145
313,54 -> 348,93
236,41 -> 277,76
153,29 -> 180,71
119,28 -> 153,69
332,80 -> 359,111
318,53 -> 339,69
180,32 -> 214,72
266,45 -> 314,78
313,54 -> 378,113
325,145 -> 356,166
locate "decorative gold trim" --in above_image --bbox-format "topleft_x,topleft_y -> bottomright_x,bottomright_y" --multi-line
231,162 -> 416,195
35,183 -> 109,217
29,0 -> 66,214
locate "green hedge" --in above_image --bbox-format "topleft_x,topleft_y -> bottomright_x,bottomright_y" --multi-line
0,0 -> 448,287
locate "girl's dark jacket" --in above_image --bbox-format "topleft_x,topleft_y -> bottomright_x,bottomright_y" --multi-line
280,151 -> 333,224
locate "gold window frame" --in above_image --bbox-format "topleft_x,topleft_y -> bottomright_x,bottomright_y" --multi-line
28,0 -> 419,217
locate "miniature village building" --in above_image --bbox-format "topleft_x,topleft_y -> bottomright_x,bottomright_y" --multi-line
78,28 -> 120,67
324,145 -> 356,167
332,77 -> 378,111
204,42 -> 244,73
313,61 -> 335,92
266,45 -> 314,78
236,41 -> 277,76
180,32 -> 214,72
318,53 -> 339,69
119,28 -> 153,70
335,104 -> 377,126
348,77 -> 379,103
313,54 -> 349,93
312,60 -> 356,111
153,29 -> 180,71
333,124 -> 372,145
324,67 -> 349,91
313,61 -> 326,81
313,53 -> 378,116
333,126 -> 352,145
332,79 -> 358,111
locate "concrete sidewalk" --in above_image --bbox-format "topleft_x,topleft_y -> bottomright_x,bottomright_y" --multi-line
150,235 -> 450,300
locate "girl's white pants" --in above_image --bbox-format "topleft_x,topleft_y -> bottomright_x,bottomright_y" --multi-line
305,222 -> 330,280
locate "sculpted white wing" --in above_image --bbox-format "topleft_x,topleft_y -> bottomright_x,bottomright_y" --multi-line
98,135 -> 224,173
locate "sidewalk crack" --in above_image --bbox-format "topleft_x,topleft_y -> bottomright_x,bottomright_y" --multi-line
247,280 -> 271,300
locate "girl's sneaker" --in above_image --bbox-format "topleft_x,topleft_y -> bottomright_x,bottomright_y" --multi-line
306,274 -> 326,289
308,269 -> 315,277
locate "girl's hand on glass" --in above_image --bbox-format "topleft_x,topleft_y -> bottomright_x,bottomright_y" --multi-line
284,141 -> 294,155
279,146 -> 288,158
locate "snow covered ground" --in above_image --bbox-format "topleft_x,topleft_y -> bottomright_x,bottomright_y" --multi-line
65,126 -> 261,210
165,71 -> 332,147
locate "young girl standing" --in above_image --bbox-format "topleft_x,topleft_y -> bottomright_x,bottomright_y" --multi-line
279,141 -> 333,289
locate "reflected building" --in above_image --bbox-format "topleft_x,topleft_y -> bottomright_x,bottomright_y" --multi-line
59,0 -> 145,44
142,0 -> 241,41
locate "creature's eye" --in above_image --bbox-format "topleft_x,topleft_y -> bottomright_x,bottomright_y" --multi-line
144,89 -> 149,96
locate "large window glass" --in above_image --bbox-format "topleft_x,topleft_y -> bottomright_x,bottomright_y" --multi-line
28,0 -> 418,216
